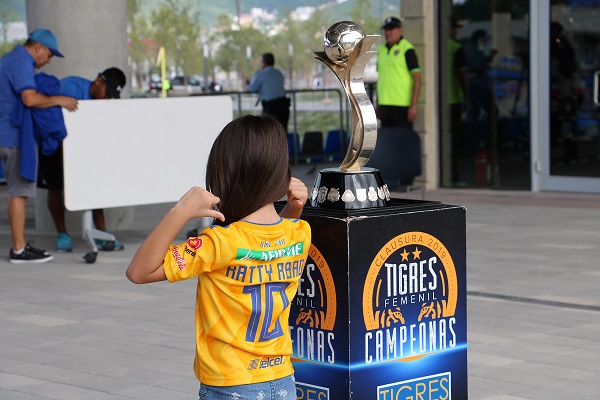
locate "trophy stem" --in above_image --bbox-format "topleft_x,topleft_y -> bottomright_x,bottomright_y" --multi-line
312,22 -> 386,209
313,35 -> 379,173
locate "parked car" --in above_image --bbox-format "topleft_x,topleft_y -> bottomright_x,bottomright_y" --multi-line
169,75 -> 204,95
145,74 -> 168,94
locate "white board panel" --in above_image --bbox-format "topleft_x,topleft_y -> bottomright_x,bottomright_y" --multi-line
62,96 -> 232,211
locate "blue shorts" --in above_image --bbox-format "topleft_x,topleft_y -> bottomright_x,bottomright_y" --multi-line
199,374 -> 296,400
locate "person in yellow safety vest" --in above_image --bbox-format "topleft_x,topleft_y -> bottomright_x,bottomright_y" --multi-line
376,16 -> 422,129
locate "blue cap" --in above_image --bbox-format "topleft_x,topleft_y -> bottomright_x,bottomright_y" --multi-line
28,29 -> 64,58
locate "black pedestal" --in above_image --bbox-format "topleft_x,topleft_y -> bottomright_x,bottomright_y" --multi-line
287,199 -> 468,399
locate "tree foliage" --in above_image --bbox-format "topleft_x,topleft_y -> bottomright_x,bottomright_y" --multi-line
149,0 -> 202,78
0,6 -> 19,56
275,9 -> 332,82
214,25 -> 270,80
349,0 -> 379,36
127,0 -> 154,88
124,0 -> 386,89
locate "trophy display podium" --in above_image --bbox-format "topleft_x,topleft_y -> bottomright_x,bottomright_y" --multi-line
288,200 -> 467,399
287,21 -> 468,398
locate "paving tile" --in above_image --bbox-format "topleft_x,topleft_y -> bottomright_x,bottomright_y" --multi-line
14,381 -> 105,400
115,384 -> 194,400
4,363 -> 96,386
468,352 -> 522,368
0,372 -> 47,389
511,361 -> 596,382
514,383 -> 599,400
0,389 -> 53,400
8,315 -> 79,327
2,167 -> 600,399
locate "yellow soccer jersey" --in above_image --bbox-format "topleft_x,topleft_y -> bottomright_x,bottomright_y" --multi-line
163,217 -> 311,386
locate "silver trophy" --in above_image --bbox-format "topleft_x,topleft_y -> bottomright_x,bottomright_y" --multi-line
311,21 -> 390,209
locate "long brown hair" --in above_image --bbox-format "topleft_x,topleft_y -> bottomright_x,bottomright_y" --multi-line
206,115 -> 291,225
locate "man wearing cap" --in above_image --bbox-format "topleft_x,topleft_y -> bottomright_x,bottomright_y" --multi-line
0,29 -> 78,264
376,17 -> 422,128
60,67 -> 126,101
37,67 -> 127,253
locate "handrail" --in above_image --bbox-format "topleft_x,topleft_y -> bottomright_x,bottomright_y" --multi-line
190,88 -> 348,164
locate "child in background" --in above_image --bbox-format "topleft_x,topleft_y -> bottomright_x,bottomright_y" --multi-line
126,115 -> 311,400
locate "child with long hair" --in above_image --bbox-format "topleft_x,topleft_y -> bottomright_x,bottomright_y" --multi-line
126,115 -> 311,400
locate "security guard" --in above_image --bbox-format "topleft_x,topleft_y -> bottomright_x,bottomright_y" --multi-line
376,17 -> 422,128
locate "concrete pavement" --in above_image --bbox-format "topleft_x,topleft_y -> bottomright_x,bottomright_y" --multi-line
1,164 -> 599,399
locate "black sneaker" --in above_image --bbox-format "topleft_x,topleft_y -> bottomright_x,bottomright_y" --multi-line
9,243 -> 54,264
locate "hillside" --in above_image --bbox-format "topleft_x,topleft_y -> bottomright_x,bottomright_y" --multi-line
135,0 -> 399,28
1,0 -> 400,29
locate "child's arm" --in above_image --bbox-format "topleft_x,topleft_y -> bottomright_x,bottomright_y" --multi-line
279,177 -> 308,220
126,187 -> 224,284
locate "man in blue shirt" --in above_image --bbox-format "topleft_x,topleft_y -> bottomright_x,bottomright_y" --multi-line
38,67 -> 126,253
0,29 -> 78,264
247,53 -> 290,132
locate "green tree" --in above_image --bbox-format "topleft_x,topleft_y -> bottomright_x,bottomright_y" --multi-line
216,13 -> 231,30
213,24 -> 270,88
349,0 -> 380,35
150,0 -> 202,80
0,7 -> 18,56
275,9 -> 332,87
127,0 -> 155,90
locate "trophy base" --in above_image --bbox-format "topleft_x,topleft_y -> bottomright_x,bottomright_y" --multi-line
310,167 -> 390,209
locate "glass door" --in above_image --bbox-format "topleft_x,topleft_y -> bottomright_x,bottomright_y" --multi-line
440,1 -> 531,189
537,0 -> 600,192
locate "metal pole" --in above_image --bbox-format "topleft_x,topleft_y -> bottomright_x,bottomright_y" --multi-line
203,43 -> 209,90
246,45 -> 252,91
292,90 -> 298,164
288,43 -> 294,89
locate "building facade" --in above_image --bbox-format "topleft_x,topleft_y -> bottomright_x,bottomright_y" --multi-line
404,0 -> 600,193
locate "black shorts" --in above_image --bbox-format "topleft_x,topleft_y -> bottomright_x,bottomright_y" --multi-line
379,105 -> 412,129
262,97 -> 290,131
37,144 -> 64,190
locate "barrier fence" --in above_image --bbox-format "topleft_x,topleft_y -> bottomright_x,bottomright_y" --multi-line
191,88 -> 350,164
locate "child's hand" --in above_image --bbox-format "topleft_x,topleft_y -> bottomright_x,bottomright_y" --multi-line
175,186 -> 225,222
286,177 -> 308,209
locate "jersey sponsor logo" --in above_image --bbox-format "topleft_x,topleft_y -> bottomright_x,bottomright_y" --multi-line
290,244 -> 337,364
172,247 -> 188,271
377,372 -> 451,400
363,232 -> 458,363
187,238 -> 203,250
247,355 -> 284,370
236,242 -> 305,261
